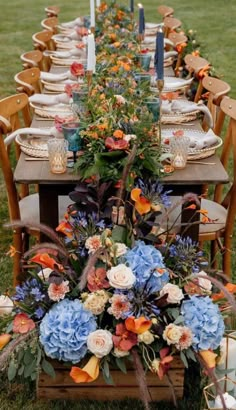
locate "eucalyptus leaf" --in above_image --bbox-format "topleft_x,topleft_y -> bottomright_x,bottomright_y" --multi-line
18,365 -> 25,376
103,360 -> 110,379
185,349 -> 197,362
112,225 -> 127,243
115,357 -> 127,374
23,349 -> 34,365
8,360 -> 17,381
180,351 -> 188,368
102,363 -> 114,385
42,359 -> 56,379
174,315 -> 184,325
24,359 -> 36,378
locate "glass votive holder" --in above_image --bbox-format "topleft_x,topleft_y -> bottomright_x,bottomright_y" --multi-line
137,53 -> 152,71
145,97 -> 160,122
47,138 -> 68,174
170,136 -> 190,170
134,73 -> 151,88
72,88 -> 88,104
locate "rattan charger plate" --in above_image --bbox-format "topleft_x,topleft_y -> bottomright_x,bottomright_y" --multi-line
30,101 -> 73,118
161,110 -> 199,124
161,128 -> 223,160
16,134 -> 49,157
41,80 -> 77,92
50,56 -> 82,66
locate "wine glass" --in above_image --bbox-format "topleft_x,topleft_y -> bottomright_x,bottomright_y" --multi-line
61,121 -> 81,166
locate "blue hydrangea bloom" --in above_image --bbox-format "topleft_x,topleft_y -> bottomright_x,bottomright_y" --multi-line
39,299 -> 97,363
123,240 -> 169,293
181,295 -> 224,351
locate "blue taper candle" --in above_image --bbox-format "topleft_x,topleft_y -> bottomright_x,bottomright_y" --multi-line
154,26 -> 164,80
130,0 -> 134,13
138,4 -> 144,35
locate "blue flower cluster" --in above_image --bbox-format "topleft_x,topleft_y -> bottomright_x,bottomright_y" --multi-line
39,299 -> 97,363
168,235 -> 206,274
123,240 -> 169,293
181,295 -> 225,351
136,179 -> 172,208
13,278 -> 47,319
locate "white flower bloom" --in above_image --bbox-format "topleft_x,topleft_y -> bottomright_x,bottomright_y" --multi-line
37,268 -> 53,281
123,134 -> 137,142
160,283 -> 184,304
87,329 -> 113,358
110,243 -> 128,258
113,347 -> 130,358
197,270 -> 212,291
107,264 -> 136,289
163,324 -> 182,345
85,235 -> 102,254
0,295 -> 14,316
83,290 -> 109,315
138,331 -> 154,345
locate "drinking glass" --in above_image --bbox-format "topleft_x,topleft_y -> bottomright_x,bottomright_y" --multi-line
145,97 -> 160,122
137,53 -> 152,71
47,139 -> 68,174
61,121 -> 82,165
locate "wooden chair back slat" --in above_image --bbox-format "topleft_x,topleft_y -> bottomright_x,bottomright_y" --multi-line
14,67 -> 42,96
32,30 -> 56,51
157,5 -> 174,18
20,50 -> 51,72
41,17 -> 59,34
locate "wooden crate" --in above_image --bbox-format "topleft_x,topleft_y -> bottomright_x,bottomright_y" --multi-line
37,357 -> 184,402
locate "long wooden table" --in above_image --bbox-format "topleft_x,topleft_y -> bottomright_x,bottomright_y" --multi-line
13,65 -> 229,241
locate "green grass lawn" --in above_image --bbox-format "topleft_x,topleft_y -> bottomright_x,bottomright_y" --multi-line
0,0 -> 236,408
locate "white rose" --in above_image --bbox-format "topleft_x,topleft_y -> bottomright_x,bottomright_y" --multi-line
83,291 -> 109,315
197,270 -> 212,291
87,330 -> 113,358
38,268 -> 52,281
163,324 -> 182,345
110,243 -> 128,258
113,347 -> 130,358
160,283 -> 184,304
138,331 -> 154,345
0,295 -> 14,316
107,264 -> 136,289
123,134 -> 137,142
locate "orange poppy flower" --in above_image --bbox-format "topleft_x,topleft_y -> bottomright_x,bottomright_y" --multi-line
0,334 -> 11,350
212,283 -> 236,301
56,221 -> 73,239
30,253 -> 64,272
113,42 -> 121,48
113,129 -> 124,139
197,64 -> 210,79
176,42 -> 187,53
99,3 -> 108,12
125,316 -> 152,334
70,356 -> 100,383
131,188 -> 151,215
13,313 -> 35,334
192,50 -> 200,57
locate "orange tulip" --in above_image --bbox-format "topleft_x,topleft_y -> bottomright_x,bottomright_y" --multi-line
199,350 -> 217,368
56,221 -> 73,239
131,188 -> 151,215
30,253 -> 64,272
0,334 -> 11,350
125,316 -> 152,334
70,356 -> 100,383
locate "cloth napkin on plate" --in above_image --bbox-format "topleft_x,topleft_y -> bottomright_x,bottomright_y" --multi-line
5,127 -> 59,145
60,17 -> 83,29
40,71 -> 77,82
50,49 -> 86,59
188,128 -> 219,150
164,51 -> 178,59
162,99 -> 213,128
29,93 -> 70,106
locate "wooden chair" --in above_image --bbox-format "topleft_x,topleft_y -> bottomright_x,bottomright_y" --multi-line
184,54 -> 211,102
45,5 -> 60,17
20,50 -> 51,72
161,96 -> 236,277
41,16 -> 59,34
157,5 -> 174,18
14,67 -> 42,96
163,17 -> 182,37
0,93 -> 38,284
168,32 -> 188,73
32,30 -> 56,51
201,76 -> 231,135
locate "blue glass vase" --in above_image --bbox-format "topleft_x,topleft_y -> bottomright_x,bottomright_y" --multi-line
61,121 -> 82,164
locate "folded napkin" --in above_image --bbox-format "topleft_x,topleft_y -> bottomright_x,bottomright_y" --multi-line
51,49 -> 86,59
29,93 -> 70,106
40,71 -> 73,82
188,128 -> 219,150
170,100 -> 213,128
164,38 -> 174,47
5,127 -> 59,145
164,77 -> 193,88
164,51 -> 178,59
60,17 -> 83,29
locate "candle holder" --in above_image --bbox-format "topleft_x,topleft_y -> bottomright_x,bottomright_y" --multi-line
203,376 -> 236,409
216,331 -> 236,393
47,139 -> 68,174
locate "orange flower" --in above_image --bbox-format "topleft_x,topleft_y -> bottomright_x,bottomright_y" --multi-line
97,122 -> 108,130
109,33 -> 117,42
192,50 -> 200,57
197,64 -> 210,79
125,316 -> 152,334
131,188 -> 151,215
185,204 -> 197,210
113,42 -> 121,48
13,313 -> 35,334
113,129 -> 124,139
99,2 -> 108,12
116,10 -> 125,20
0,334 -> 11,350
110,65 -> 119,73
30,253 -> 64,272
199,350 -> 217,368
212,283 -> 236,301
56,221 -> 73,239
6,245 -> 17,257
70,62 -> 85,77
70,356 -> 100,383
176,42 -> 187,53
151,347 -> 174,379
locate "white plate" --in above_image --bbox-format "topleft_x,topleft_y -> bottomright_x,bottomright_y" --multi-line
41,79 -> 77,92
52,34 -> 72,43
161,128 -> 222,155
